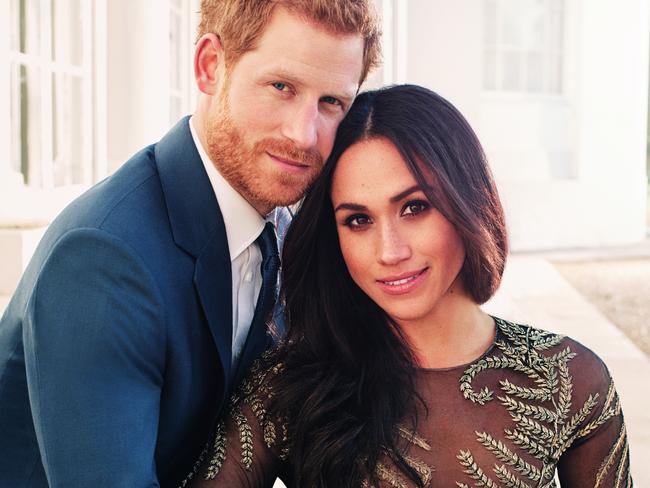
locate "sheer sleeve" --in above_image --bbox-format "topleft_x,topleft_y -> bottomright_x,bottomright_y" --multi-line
180,355 -> 289,488
556,352 -> 632,487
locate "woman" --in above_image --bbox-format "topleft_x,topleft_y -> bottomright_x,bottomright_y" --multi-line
181,85 -> 631,487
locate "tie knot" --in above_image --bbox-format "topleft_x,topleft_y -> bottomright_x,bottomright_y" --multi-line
257,222 -> 279,265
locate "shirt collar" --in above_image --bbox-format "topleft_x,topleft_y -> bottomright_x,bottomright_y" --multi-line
189,116 -> 266,261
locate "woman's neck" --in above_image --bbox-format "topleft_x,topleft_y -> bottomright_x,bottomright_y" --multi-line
397,289 -> 496,369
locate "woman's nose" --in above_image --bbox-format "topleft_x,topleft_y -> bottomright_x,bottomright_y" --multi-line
378,223 -> 411,266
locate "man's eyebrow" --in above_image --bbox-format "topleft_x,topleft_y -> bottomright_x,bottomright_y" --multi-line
267,69 -> 357,103
267,68 -> 302,86
334,186 -> 428,213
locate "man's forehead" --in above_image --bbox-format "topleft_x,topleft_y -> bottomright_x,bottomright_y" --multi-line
238,16 -> 363,98
254,7 -> 364,71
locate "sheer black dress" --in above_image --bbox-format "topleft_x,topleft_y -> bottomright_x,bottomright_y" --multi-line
181,317 -> 632,487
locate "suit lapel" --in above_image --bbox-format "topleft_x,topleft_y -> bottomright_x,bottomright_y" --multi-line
155,117 -> 233,388
194,240 -> 233,388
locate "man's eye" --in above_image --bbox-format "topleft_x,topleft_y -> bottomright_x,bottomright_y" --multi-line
272,82 -> 288,91
402,200 -> 430,216
321,96 -> 341,106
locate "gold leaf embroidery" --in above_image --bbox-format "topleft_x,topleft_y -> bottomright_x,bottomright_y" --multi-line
494,463 -> 533,488
376,462 -> 409,488
475,431 -> 541,482
457,450 -> 500,488
403,454 -> 434,485
234,406 -> 254,470
595,423 -> 628,488
205,420 -> 227,479
398,426 -> 432,451
455,318 -> 629,487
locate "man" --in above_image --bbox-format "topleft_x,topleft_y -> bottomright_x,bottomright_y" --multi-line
0,1 -> 380,486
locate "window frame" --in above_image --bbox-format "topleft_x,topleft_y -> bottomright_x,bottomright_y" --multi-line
4,0 -> 98,191
482,0 -> 566,98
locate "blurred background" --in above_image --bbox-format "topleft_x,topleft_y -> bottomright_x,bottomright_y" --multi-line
2,0 -> 648,271
0,0 -> 648,483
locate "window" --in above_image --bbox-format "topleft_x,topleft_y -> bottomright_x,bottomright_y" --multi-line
8,0 -> 93,188
483,0 -> 564,94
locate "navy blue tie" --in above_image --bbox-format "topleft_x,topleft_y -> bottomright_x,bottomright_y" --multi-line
252,222 -> 280,332
232,222 -> 280,385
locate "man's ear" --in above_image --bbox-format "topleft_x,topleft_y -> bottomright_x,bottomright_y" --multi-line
194,33 -> 224,96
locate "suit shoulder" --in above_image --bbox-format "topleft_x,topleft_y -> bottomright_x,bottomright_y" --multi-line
47,145 -> 159,231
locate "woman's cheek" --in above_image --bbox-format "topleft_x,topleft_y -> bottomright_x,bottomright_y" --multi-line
342,245 -> 371,291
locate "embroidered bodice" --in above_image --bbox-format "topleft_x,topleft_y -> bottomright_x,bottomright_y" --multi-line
181,318 -> 632,487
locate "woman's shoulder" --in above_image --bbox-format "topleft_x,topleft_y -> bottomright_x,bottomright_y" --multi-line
491,316 -> 619,417
472,317 -> 623,446
493,316 -> 610,377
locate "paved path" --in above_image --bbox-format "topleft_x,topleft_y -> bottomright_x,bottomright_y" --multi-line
484,256 -> 648,486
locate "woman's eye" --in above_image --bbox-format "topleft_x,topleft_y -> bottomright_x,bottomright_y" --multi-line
344,214 -> 371,228
272,82 -> 288,91
402,200 -> 430,216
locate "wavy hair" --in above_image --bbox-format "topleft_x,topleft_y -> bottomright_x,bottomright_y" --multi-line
270,85 -> 508,487
197,0 -> 381,84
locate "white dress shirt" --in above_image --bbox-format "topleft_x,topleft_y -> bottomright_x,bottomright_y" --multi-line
189,117 -> 267,368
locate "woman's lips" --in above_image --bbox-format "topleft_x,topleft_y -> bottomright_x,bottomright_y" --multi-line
376,267 -> 429,295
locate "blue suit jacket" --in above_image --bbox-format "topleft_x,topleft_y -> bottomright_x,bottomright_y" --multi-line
0,118 -> 271,487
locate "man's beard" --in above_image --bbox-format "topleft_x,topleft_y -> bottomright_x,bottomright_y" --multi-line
205,101 -> 324,214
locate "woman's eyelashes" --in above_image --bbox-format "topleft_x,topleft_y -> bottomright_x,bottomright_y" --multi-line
341,200 -> 432,229
343,213 -> 372,229
401,199 -> 431,217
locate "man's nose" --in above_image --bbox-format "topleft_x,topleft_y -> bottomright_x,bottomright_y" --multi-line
378,223 -> 411,266
281,102 -> 319,150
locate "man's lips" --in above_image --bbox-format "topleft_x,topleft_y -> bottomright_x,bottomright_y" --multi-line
267,152 -> 311,172
376,267 -> 429,295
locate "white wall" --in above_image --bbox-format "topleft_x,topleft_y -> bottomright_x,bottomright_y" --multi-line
2,0 -> 648,253
107,0 -> 173,173
395,0 -> 649,251
403,0 -> 483,126
493,0 -> 649,250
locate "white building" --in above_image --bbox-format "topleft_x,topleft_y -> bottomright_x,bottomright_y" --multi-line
1,0 -> 649,296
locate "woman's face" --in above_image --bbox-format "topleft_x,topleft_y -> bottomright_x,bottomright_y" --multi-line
331,137 -> 467,328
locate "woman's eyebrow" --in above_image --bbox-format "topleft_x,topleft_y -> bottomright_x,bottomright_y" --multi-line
334,203 -> 368,213
334,185 -> 429,213
389,185 -> 423,203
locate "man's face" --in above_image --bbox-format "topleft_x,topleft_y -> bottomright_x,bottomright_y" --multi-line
206,7 -> 364,215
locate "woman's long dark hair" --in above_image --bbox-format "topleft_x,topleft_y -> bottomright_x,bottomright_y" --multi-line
270,85 -> 508,487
